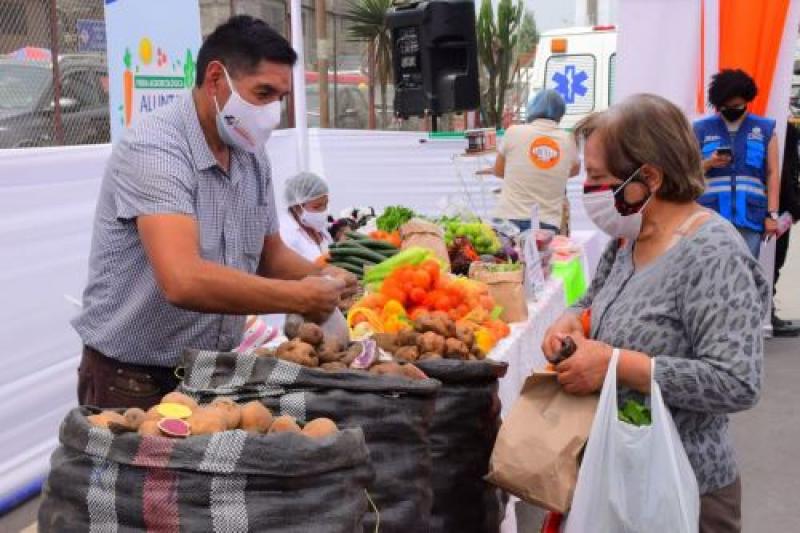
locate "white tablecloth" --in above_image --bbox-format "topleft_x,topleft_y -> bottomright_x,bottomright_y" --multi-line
489,278 -> 567,533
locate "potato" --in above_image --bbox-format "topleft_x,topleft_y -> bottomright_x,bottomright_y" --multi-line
239,401 -> 273,433
144,405 -> 163,422
276,339 -> 319,367
302,418 -> 338,439
394,345 -> 420,362
284,314 -> 305,339
369,362 -> 404,377
416,312 -> 456,337
161,391 -> 198,412
340,343 -> 364,366
396,330 -> 421,347
373,333 -> 399,353
419,352 -> 443,361
269,415 -> 301,434
417,331 -> 446,355
138,420 -> 163,437
298,323 -> 325,347
455,324 -> 476,348
318,339 -> 345,363
445,338 -> 470,360
211,398 -> 242,430
123,408 -> 147,431
188,408 -> 227,435
399,364 -> 428,381
321,361 -> 348,371
87,411 -> 126,429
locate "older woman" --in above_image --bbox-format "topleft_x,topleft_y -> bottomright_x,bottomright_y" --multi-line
492,89 -> 580,232
543,94 -> 768,532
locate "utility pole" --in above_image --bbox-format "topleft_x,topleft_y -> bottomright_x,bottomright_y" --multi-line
315,0 -> 330,127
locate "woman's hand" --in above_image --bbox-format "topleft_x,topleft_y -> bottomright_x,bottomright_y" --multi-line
555,336 -> 613,395
764,217 -> 779,238
542,312 -> 585,359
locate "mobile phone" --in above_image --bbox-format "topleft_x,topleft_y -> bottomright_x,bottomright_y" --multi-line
715,147 -> 733,158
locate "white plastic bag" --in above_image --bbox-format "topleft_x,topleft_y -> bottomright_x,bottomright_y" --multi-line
564,350 -> 700,533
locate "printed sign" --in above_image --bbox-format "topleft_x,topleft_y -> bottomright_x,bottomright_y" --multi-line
529,136 -> 562,169
76,19 -> 106,53
104,0 -> 202,142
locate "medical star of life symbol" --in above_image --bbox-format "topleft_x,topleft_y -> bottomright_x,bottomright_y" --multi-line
552,65 -> 588,104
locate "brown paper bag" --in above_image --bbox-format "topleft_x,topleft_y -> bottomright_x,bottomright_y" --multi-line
486,372 -> 598,513
400,218 -> 451,268
469,263 -> 528,323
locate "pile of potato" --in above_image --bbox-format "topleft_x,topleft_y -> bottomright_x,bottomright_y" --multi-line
257,319 -> 428,381
374,312 -> 484,362
86,391 -> 338,439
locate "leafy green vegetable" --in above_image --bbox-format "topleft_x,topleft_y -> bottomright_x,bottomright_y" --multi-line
376,206 -> 416,232
484,262 -> 523,273
618,399 -> 652,426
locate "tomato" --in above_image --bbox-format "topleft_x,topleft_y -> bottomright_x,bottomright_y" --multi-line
412,269 -> 432,290
382,287 -> 407,306
479,295 -> 495,311
434,295 -> 452,312
421,259 -> 441,283
409,287 -> 427,305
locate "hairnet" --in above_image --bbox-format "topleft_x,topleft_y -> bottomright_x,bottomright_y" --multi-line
284,172 -> 330,206
527,89 -> 567,123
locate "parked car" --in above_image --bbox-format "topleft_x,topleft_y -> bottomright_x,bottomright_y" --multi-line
0,54 -> 110,148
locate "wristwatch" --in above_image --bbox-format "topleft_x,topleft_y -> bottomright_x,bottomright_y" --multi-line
769,211 -> 780,221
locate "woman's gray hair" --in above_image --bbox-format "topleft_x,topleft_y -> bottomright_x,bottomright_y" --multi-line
527,89 -> 567,123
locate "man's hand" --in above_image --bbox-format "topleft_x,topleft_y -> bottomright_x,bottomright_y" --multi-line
321,265 -> 359,300
706,151 -> 732,169
765,217 -> 778,238
295,275 -> 345,322
555,336 -> 613,395
542,313 -> 585,360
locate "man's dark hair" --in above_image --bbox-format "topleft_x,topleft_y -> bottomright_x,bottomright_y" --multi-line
708,69 -> 758,109
196,15 -> 297,86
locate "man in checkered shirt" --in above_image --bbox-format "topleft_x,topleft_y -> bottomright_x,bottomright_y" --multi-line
72,16 -> 355,409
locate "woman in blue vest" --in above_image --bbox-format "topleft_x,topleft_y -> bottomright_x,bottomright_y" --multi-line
693,69 -> 779,257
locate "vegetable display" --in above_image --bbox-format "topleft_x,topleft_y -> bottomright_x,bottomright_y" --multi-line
327,233 -> 400,279
348,255 -> 511,354
377,206 -> 417,232
258,321 -> 430,380
86,391 -> 340,438
440,217 -> 502,255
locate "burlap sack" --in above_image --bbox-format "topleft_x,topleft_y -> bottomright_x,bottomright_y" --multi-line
400,218 -> 451,268
469,263 -> 528,323
39,407 -> 374,533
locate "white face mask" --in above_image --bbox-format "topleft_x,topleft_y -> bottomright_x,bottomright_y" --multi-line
214,65 -> 281,153
582,168 -> 653,240
300,209 -> 329,233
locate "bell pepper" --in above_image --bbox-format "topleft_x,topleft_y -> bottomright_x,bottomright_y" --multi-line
474,327 -> 497,354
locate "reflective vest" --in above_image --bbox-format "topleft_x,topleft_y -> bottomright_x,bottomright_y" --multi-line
693,113 -> 774,232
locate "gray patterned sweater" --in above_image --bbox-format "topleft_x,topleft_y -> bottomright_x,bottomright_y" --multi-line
572,214 -> 769,494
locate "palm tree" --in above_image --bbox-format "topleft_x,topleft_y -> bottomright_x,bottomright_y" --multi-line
345,0 -> 393,129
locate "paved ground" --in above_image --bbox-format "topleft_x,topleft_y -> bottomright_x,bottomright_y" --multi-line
774,232 -> 800,320
2,341 -> 798,533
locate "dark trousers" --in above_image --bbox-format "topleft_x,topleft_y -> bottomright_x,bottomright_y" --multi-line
77,346 -> 179,410
700,477 -> 742,533
774,228 -> 791,292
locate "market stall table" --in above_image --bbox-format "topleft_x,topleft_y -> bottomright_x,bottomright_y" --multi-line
489,278 -> 567,533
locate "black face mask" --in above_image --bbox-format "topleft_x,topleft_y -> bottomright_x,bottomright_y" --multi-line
721,107 -> 746,122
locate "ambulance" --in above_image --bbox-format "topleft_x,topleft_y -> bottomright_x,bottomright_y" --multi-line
525,25 -> 618,130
